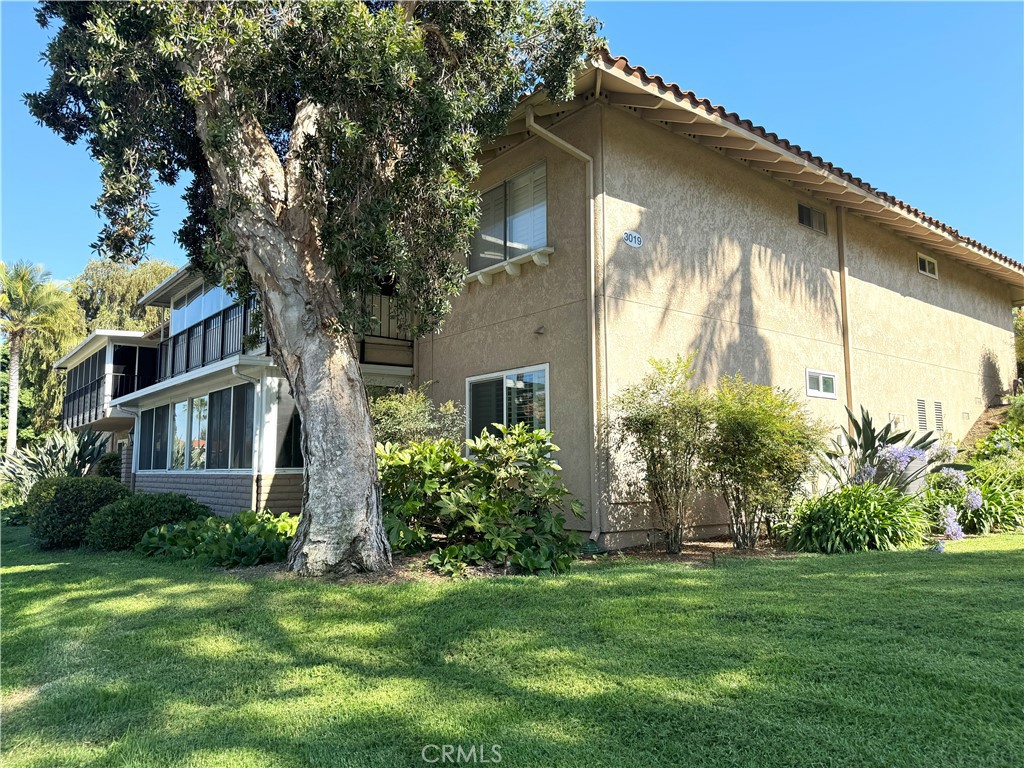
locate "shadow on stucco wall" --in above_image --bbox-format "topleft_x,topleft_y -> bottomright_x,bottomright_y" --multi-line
979,349 -> 1004,406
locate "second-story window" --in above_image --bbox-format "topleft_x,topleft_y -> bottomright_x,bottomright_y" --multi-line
469,164 -> 547,274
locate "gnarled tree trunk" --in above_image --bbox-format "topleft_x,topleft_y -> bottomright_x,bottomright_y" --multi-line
193,88 -> 392,575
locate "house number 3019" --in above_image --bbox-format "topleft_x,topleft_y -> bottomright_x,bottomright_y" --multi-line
622,230 -> 643,248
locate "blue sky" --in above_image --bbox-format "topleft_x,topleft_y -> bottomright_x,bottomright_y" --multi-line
2,1 -> 1022,281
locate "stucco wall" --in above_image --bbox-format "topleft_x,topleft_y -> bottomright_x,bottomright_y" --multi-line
133,472 -> 254,516
843,214 -> 1015,435
416,105 -> 599,531
597,104 -> 1016,544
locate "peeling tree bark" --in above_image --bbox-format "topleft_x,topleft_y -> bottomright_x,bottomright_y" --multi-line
192,87 -> 392,575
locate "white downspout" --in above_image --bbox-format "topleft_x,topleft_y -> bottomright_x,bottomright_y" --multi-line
525,104 -> 603,542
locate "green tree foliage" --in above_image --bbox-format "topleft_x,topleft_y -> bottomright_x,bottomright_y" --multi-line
612,355 -> 714,553
704,376 -> 825,549
25,0 -> 600,574
0,261 -> 84,453
71,258 -> 178,332
369,384 -> 464,445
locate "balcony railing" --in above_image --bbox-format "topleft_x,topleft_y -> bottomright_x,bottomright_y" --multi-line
157,300 -> 263,382
358,293 -> 414,367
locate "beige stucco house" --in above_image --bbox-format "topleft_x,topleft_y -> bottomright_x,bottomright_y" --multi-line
416,53 -> 1024,546
59,52 -> 1022,546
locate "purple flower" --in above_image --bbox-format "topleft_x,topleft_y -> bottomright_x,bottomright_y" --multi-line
928,444 -> 958,463
937,467 -> 968,488
964,487 -> 983,511
878,445 -> 926,473
853,464 -> 877,485
942,505 -> 964,541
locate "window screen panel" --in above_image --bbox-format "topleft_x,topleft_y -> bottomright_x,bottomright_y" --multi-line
470,186 -> 506,273
505,369 -> 547,430
207,388 -> 232,469
138,409 -> 154,471
231,383 -> 255,469
469,378 -> 504,438
152,404 -> 169,470
275,386 -> 303,468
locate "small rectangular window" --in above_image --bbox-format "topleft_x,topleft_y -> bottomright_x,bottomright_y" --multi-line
798,204 -> 827,234
917,399 -> 928,431
918,253 -> 938,279
934,402 -> 944,432
805,369 -> 837,399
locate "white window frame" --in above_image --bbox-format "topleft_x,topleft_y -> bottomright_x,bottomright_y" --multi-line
805,368 -> 838,400
465,363 -> 551,440
918,253 -> 938,279
468,163 -> 548,278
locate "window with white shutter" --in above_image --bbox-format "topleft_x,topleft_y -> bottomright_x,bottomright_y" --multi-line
469,164 -> 547,272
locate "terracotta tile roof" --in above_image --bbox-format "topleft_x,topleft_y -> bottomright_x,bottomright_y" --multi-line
601,52 -> 1021,269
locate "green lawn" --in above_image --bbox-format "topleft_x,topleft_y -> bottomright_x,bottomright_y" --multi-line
2,526 -> 1022,768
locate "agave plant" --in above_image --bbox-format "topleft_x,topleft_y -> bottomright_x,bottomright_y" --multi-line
824,407 -> 969,492
0,428 -> 107,501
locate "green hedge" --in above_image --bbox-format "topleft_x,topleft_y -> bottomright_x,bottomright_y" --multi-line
30,476 -> 130,549
87,492 -> 211,551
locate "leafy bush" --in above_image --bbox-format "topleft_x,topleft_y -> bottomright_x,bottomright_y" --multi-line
1007,394 -> 1024,430
378,424 -> 583,575
30,476 -> 130,549
86,492 -> 210,551
0,428 -> 107,502
919,454 -> 1024,536
369,384 -> 465,445
781,484 -> 926,553
1,503 -> 31,526
95,451 -> 122,479
137,510 -> 298,567
971,423 -> 1024,461
612,354 -> 714,553
703,376 -> 825,549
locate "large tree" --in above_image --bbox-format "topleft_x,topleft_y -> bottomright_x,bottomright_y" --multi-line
28,1 -> 599,574
0,262 -> 82,454
72,258 -> 179,332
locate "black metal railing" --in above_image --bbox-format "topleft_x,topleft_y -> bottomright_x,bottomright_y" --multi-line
358,293 -> 414,366
157,299 -> 264,383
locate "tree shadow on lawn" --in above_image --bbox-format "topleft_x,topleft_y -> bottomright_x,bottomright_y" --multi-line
2,533 -> 1023,768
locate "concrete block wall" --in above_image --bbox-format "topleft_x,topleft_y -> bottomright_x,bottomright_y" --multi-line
133,472 -> 255,516
120,445 -> 132,487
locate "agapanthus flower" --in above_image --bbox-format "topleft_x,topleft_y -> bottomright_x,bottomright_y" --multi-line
942,505 -> 964,541
878,445 -> 926,473
852,464 -> 877,485
937,467 -> 968,488
928,443 -> 958,464
964,487 -> 983,511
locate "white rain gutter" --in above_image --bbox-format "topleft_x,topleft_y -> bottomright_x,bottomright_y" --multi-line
525,104 -> 602,542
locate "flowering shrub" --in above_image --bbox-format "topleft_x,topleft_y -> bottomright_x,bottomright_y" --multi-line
972,423 -> 1024,461
779,484 -> 926,553
921,454 -> 1024,536
825,408 -> 966,493
940,505 -> 964,541
377,425 -> 583,576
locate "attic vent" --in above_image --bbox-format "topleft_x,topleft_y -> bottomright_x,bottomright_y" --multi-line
934,402 -> 944,432
798,204 -> 827,234
916,399 -> 928,431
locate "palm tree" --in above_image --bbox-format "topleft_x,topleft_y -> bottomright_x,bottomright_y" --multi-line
0,262 -> 78,454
